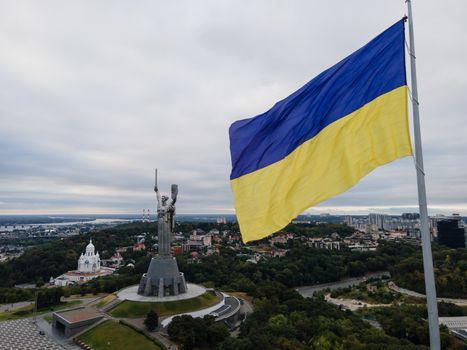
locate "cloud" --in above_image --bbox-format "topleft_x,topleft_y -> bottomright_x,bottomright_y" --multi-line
0,0 -> 466,215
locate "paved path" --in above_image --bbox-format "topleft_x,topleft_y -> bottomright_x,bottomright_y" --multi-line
231,298 -> 254,337
117,283 -> 206,302
155,332 -> 179,350
0,301 -> 33,312
63,296 -> 101,306
0,318 -> 65,350
240,298 -> 254,316
389,282 -> 467,306
119,317 -> 179,350
0,296 -> 98,314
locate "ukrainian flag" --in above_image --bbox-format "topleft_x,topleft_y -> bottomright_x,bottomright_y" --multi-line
229,20 -> 412,243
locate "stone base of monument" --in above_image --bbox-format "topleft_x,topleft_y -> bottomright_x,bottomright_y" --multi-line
117,283 -> 207,302
137,256 -> 187,297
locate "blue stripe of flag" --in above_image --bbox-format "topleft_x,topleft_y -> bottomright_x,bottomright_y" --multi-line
229,19 -> 406,180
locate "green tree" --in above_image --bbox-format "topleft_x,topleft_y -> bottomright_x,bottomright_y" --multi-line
36,287 -> 63,309
217,337 -> 252,350
167,315 -> 197,349
144,309 -> 158,331
206,322 -> 229,345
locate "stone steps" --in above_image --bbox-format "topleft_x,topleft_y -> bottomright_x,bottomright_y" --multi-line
100,297 -> 123,313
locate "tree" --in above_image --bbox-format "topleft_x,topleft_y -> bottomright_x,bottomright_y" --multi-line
206,322 -> 229,345
36,287 -> 63,309
217,337 -> 252,350
167,315 -> 228,349
144,309 -> 158,331
168,315 -> 197,349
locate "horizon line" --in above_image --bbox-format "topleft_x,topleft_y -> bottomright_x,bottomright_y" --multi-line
0,212 -> 465,217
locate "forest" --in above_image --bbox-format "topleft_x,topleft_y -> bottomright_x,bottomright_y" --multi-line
168,283 -> 464,349
1,221 -> 467,348
179,240 -> 418,292
1,221 -> 467,300
391,246 -> 467,298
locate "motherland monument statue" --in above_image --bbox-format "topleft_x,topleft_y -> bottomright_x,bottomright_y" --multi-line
138,169 -> 187,296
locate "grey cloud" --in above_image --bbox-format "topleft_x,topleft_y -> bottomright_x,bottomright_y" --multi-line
0,0 -> 466,215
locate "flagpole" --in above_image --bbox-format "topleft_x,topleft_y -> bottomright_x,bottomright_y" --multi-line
406,1 -> 440,349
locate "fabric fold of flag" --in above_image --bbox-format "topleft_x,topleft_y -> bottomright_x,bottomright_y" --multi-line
229,19 -> 412,243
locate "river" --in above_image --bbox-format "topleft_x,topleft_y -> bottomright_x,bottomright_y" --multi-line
0,218 -> 131,232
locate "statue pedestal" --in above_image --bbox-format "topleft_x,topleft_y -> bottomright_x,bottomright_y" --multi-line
137,256 -> 187,297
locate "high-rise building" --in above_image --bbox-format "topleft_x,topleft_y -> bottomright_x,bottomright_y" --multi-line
368,213 -> 387,230
437,219 -> 465,248
402,212 -> 420,220
344,215 -> 353,227
429,214 -> 447,237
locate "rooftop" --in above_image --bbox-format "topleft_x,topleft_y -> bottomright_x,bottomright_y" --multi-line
55,307 -> 102,324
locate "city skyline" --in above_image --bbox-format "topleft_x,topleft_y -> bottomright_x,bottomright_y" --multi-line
0,206 -> 464,217
1,1 -> 466,215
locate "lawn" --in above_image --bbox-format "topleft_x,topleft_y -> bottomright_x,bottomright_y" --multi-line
0,300 -> 81,321
79,320 -> 161,350
109,292 -> 220,318
94,293 -> 117,308
43,314 -> 53,323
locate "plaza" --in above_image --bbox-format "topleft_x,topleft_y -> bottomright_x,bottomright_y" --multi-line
0,318 -> 64,350
117,282 -> 206,302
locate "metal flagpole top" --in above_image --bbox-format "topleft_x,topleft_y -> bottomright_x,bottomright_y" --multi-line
406,0 -> 441,349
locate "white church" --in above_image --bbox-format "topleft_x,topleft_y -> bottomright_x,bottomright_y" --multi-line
53,239 -> 114,286
78,239 -> 101,273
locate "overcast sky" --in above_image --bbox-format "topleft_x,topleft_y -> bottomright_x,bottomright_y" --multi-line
0,0 -> 466,216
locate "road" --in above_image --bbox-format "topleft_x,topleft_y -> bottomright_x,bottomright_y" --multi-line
0,301 -> 33,312
230,298 -> 253,337
296,271 -> 390,298
388,282 -> 467,306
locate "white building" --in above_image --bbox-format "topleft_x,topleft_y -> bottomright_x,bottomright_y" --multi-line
189,231 -> 212,247
54,239 -> 113,286
77,239 -> 101,273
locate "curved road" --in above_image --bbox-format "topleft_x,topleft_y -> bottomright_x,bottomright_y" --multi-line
297,274 -> 467,307
388,282 -> 467,306
296,272 -> 390,298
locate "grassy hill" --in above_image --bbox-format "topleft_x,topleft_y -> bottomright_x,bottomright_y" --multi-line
78,320 -> 162,350
109,292 -> 220,318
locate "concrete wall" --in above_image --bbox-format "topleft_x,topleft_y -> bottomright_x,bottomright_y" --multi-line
53,314 -> 103,338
